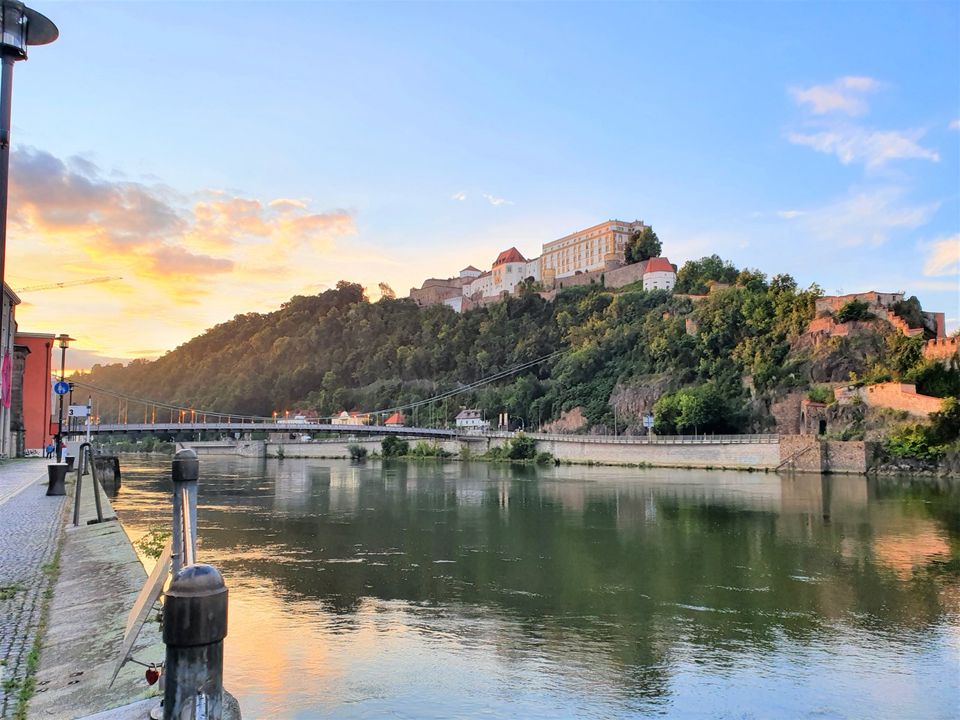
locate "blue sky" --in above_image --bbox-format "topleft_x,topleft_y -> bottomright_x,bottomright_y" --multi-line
7,1 -> 959,365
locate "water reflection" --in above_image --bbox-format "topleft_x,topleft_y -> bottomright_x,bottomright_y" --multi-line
112,458 -> 960,719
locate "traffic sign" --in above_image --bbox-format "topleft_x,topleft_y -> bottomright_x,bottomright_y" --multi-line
68,405 -> 89,417
53,381 -> 70,395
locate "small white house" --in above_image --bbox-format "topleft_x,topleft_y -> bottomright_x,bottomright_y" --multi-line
642,257 -> 676,292
455,409 -> 489,430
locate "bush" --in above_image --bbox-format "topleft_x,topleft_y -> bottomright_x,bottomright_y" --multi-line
836,299 -> 874,323
409,440 -> 451,458
381,435 -> 409,457
506,434 -> 537,460
535,451 -> 554,465
807,385 -> 834,404
347,443 -> 368,460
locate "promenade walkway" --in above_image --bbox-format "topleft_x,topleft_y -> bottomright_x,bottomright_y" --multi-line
0,459 -> 66,719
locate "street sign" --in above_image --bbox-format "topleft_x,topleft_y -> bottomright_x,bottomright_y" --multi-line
642,414 -> 654,428
53,380 -> 69,395
68,405 -> 89,417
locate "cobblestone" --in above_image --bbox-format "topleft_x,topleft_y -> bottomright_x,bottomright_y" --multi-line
0,460 -> 67,719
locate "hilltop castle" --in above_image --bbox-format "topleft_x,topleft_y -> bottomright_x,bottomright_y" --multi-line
409,219 -> 676,311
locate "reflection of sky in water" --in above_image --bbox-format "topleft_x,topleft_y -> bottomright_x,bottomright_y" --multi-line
113,457 -> 960,719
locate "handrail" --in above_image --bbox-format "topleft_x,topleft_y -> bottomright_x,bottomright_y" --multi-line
72,442 -> 105,526
776,443 -> 817,471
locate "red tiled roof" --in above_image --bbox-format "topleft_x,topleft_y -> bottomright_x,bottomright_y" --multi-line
385,412 -> 404,425
493,247 -> 526,266
644,257 -> 675,274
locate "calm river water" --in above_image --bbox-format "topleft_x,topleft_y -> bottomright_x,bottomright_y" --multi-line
110,456 -> 960,719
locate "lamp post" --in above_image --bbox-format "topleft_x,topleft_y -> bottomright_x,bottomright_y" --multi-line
54,332 -> 72,461
0,1 -> 57,348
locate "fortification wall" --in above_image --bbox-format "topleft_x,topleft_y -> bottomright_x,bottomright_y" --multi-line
924,337 -> 959,362
553,261 -> 650,292
844,382 -> 944,417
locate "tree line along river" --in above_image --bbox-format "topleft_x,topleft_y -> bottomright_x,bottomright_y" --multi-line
110,456 -> 959,719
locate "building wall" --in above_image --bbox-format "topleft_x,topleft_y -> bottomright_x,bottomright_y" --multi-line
0,286 -> 21,457
409,278 -> 464,306
643,270 -> 676,291
541,220 -> 645,280
15,333 -> 54,452
814,292 -> 904,315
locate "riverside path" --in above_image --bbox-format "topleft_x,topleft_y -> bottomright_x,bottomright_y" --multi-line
0,459 -> 66,719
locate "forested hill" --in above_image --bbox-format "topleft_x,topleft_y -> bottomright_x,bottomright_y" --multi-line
75,258 -> 954,434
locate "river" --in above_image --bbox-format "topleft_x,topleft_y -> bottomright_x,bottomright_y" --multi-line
109,456 -> 959,719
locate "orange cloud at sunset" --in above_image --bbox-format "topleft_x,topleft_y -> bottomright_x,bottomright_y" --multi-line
4,147 -> 410,368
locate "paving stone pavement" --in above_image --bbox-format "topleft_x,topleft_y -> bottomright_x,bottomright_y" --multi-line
0,460 -> 67,719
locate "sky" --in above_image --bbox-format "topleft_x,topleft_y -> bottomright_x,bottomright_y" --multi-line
6,1 -> 959,369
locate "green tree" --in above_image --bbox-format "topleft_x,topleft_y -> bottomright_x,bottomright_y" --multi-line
674,255 -> 739,294
625,227 -> 662,264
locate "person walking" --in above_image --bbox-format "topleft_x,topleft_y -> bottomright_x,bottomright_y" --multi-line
44,441 -> 54,459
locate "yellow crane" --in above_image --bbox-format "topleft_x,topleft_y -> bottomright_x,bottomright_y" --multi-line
15,276 -> 122,293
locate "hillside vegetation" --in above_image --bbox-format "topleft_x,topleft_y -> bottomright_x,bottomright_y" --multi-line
76,257 -> 957,437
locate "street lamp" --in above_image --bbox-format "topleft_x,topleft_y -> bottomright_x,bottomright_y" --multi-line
54,332 -> 73,461
0,2 -> 57,339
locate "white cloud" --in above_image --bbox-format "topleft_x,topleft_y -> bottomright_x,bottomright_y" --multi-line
451,191 -> 466,201
923,234 -> 960,276
789,76 -> 880,116
787,127 -> 939,168
777,210 -> 804,219
798,187 -> 938,247
950,119 -> 960,130
483,193 -> 513,206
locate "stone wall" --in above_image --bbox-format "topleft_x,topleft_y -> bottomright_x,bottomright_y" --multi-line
532,437 -> 780,469
779,435 -> 824,472
924,337 -> 959,363
553,260 -> 650,292
836,382 -> 943,417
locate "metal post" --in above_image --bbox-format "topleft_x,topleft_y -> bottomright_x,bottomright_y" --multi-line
0,56 -> 13,351
163,563 -> 228,720
171,448 -> 199,574
56,343 -> 66,461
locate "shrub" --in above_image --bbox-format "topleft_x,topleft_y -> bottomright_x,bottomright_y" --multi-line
836,299 -> 874,323
381,435 -> 409,457
410,440 -> 451,458
347,443 -> 368,460
535,451 -> 554,465
807,385 -> 834,404
506,434 -> 537,460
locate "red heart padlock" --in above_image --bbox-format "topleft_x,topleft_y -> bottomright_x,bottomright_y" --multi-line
145,667 -> 160,685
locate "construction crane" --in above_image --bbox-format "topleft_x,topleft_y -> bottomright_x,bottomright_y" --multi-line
15,276 -> 122,293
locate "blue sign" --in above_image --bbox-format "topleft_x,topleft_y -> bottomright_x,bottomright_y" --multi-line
53,380 -> 70,395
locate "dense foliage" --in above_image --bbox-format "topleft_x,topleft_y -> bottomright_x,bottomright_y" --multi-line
75,258 -> 957,437
625,227 -> 662,264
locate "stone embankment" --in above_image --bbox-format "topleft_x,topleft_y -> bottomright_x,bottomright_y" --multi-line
179,432 -> 947,475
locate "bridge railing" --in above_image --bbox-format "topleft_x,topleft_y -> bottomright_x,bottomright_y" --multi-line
85,421 -> 779,445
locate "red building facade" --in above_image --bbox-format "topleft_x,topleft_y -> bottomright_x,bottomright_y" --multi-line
15,332 -> 54,453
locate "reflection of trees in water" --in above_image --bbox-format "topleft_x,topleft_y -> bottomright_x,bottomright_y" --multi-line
181,463 -> 957,666
112,456 -> 959,702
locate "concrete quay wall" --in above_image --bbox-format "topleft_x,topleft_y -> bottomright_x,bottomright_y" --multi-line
530,437 -> 780,468
183,435 -> 877,474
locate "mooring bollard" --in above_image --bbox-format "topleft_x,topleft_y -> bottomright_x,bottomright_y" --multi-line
46,463 -> 67,496
172,448 -> 199,574
163,563 -> 228,720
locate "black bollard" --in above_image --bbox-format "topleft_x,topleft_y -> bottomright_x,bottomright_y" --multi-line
163,564 -> 228,720
46,464 -> 67,496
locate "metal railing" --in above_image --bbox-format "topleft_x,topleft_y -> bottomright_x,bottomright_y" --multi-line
163,448 -> 228,720
72,442 -> 105,526
480,431 -> 780,445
